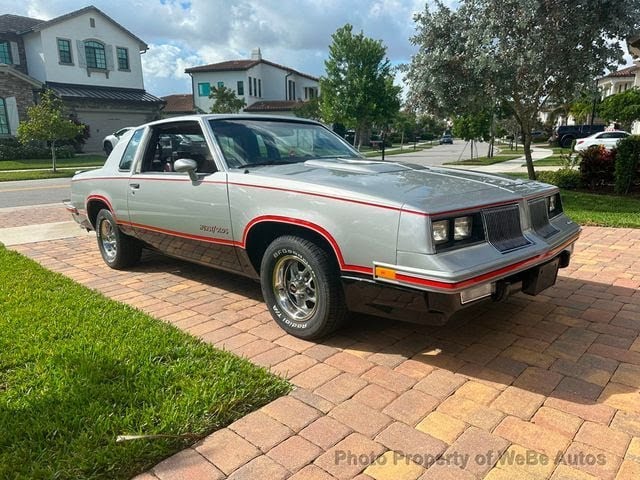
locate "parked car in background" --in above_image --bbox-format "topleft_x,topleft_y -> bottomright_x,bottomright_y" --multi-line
574,130 -> 630,152
439,133 -> 453,144
550,124 -> 606,148
66,115 -> 580,339
102,127 -> 134,155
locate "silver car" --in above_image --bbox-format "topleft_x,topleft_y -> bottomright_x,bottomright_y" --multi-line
66,115 -> 581,339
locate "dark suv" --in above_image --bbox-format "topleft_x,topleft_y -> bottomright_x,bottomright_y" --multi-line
551,124 -> 606,148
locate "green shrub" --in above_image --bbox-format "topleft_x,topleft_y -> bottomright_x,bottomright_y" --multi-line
579,145 -> 615,189
614,135 -> 640,194
536,168 -> 581,189
0,138 -> 74,160
554,168 -> 582,189
536,170 -> 557,184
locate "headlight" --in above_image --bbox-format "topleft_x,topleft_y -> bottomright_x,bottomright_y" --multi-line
454,216 -> 472,240
432,220 -> 449,244
547,193 -> 563,218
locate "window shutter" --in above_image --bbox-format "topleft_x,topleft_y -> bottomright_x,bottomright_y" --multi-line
10,42 -> 19,65
76,40 -> 86,67
105,44 -> 114,71
5,97 -> 18,135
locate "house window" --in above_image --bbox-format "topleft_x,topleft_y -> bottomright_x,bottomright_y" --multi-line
57,39 -> 73,64
217,81 -> 224,88
198,82 -> 210,97
258,79 -> 262,98
0,42 -> 12,64
253,78 -> 257,97
0,98 -> 9,135
305,87 -> 317,100
116,47 -> 129,70
237,81 -> 244,95
84,41 -> 106,69
90,18 -> 96,28
248,76 -> 253,96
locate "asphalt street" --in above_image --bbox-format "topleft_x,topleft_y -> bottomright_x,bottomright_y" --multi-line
0,178 -> 72,209
373,140 -> 491,167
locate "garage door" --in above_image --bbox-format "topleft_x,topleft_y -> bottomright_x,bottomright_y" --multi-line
76,111 -> 150,153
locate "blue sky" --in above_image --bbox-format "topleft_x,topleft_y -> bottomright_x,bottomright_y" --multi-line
1,0 -> 633,98
1,0 -> 428,96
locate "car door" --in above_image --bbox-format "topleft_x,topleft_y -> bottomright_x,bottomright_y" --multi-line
125,119 -> 243,272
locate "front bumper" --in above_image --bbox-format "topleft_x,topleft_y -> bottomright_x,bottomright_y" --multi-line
343,234 -> 578,325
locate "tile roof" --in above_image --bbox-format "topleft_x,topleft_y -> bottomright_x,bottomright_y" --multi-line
0,14 -> 44,34
244,100 -> 302,112
46,82 -> 164,104
161,94 -> 196,113
601,65 -> 638,79
186,59 -> 319,81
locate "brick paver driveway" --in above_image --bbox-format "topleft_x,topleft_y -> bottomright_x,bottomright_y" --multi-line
7,205 -> 640,480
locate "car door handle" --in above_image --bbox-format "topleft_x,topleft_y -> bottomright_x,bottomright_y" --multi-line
129,183 -> 140,190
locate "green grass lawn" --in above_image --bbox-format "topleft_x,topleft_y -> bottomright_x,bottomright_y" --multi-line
0,155 -> 106,171
0,247 -> 290,480
445,154 -> 520,166
500,173 -> 640,228
530,155 -> 566,166
0,169 -> 82,182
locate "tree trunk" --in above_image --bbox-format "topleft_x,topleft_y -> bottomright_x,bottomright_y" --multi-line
400,131 -> 404,150
523,132 -> 536,180
51,140 -> 57,173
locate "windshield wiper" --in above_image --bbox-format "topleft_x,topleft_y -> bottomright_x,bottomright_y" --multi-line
235,160 -> 302,168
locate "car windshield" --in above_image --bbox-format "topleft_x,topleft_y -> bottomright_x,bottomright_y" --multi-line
208,119 -> 361,168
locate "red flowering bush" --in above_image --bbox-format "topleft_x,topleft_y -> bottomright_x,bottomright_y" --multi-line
579,145 -> 616,189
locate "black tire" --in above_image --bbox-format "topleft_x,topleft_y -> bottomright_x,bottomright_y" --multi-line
95,209 -> 142,269
560,136 -> 574,149
104,142 -> 113,155
260,235 -> 347,339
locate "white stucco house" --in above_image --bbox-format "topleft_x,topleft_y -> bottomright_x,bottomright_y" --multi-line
0,5 -> 163,151
185,49 -> 319,115
597,35 -> 640,134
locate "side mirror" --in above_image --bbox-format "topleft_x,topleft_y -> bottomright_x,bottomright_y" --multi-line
174,158 -> 198,182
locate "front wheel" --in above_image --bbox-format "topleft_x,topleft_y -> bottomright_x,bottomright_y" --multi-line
96,209 -> 142,269
260,236 -> 347,339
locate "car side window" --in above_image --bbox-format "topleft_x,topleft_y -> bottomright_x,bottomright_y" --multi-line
139,121 -> 217,174
119,128 -> 144,171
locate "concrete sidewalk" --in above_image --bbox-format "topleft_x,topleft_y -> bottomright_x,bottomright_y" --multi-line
0,204 -> 89,245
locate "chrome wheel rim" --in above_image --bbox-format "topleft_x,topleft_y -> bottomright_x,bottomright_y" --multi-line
100,219 -> 117,261
272,255 -> 318,322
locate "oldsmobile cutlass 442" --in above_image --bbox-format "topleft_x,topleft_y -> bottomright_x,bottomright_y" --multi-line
66,115 -> 581,339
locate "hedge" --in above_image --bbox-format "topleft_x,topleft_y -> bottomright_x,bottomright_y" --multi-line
615,135 -> 640,194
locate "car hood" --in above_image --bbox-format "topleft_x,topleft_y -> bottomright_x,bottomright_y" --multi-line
237,158 -> 554,214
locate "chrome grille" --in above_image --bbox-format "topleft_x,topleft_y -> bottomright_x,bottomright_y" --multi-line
529,198 -> 559,238
483,204 -> 531,252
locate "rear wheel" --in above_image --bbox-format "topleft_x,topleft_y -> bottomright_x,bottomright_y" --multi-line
96,209 -> 141,269
260,235 -> 347,339
560,136 -> 575,149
